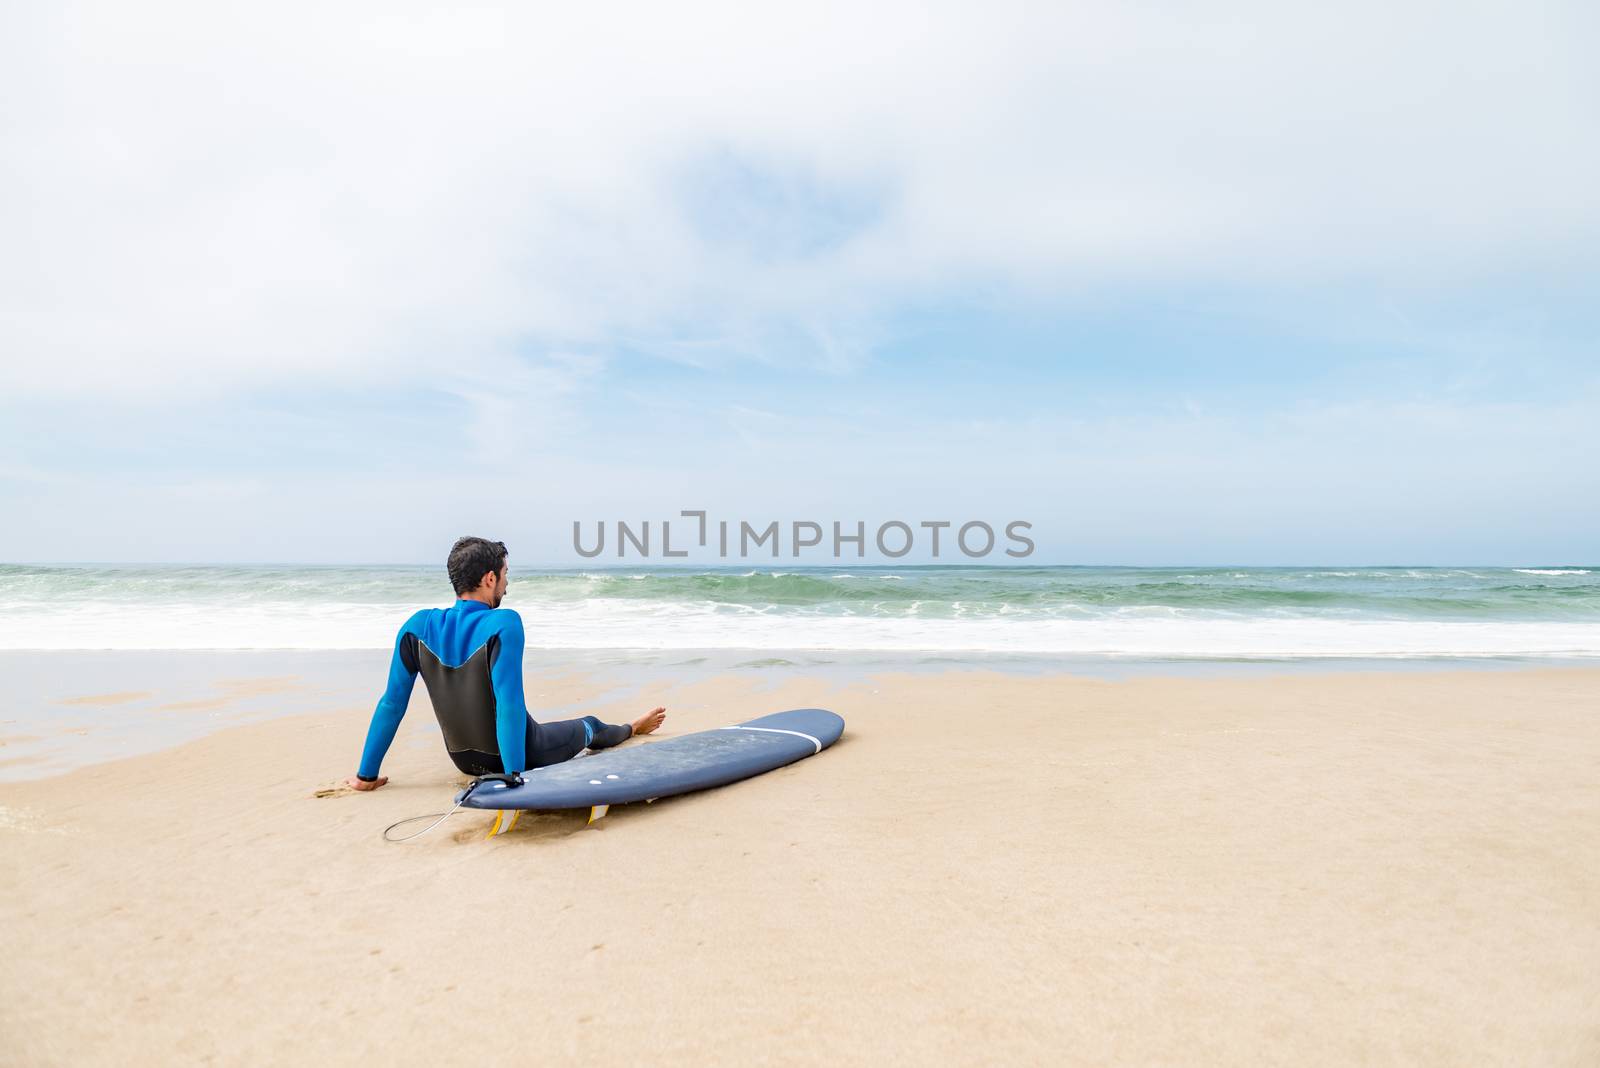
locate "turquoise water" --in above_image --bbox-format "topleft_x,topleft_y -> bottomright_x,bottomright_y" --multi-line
1,564 -> 1597,656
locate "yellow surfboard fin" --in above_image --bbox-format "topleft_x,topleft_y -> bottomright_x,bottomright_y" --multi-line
487,809 -> 520,837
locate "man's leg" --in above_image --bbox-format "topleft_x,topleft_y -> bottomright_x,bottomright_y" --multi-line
526,707 -> 668,770
581,716 -> 632,750
525,717 -> 590,769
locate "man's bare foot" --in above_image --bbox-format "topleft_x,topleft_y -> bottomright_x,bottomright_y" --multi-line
631,707 -> 666,737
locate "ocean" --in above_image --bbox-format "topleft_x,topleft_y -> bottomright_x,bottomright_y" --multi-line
2,564 -> 1598,660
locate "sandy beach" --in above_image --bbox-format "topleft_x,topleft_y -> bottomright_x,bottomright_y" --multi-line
3,664 -> 1598,1065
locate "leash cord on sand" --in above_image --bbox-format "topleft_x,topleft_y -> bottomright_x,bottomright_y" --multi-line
382,794 -> 469,843
381,773 -> 522,843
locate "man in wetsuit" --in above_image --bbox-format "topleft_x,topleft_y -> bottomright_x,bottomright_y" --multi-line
345,536 -> 666,791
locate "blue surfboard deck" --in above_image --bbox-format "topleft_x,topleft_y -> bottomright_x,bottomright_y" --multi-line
459,708 -> 844,811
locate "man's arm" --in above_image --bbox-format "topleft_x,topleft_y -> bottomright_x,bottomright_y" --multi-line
489,611 -> 530,774
349,618 -> 421,789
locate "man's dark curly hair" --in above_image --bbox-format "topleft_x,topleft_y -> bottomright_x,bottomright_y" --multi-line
447,536 -> 508,595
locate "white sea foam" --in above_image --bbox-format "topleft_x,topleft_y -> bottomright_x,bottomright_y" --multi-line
3,598 -> 1599,658
4,564 -> 1597,658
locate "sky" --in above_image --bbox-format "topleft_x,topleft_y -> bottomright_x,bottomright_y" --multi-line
2,0 -> 1597,565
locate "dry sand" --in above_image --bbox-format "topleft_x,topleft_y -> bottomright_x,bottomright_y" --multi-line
2,666 -> 1598,1065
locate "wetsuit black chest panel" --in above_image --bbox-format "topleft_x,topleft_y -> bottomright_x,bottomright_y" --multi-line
414,635 -> 501,757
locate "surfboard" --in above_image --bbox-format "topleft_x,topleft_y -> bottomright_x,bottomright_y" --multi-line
460,708 -> 844,833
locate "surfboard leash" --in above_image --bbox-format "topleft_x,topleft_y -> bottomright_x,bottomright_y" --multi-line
381,772 -> 524,843
381,800 -> 466,843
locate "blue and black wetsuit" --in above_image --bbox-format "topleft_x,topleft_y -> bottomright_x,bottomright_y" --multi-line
356,599 -> 632,780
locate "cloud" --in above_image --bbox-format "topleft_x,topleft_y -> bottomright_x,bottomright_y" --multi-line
7,382 -> 1595,564
2,0 -> 1595,401
448,351 -> 606,461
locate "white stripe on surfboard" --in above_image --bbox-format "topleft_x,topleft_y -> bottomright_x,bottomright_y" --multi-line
718,725 -> 822,754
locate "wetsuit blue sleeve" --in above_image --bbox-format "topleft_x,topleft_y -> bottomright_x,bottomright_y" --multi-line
356,617 -> 421,779
490,611 -> 530,774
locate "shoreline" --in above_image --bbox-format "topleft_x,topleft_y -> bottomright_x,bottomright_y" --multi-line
3,650 -> 1596,782
4,663 -> 1599,1063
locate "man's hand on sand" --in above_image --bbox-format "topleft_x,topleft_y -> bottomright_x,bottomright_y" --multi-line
631,707 -> 667,736
344,775 -> 387,791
